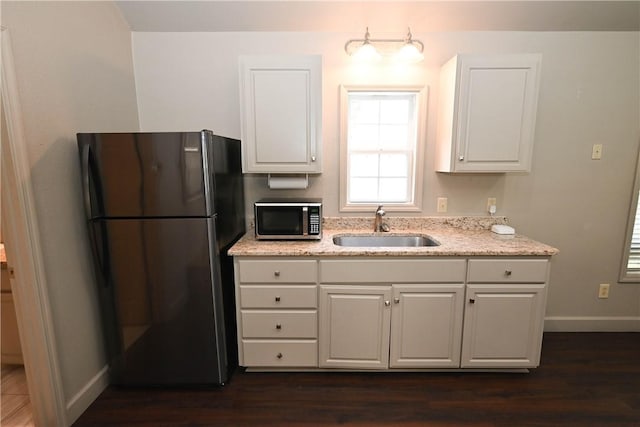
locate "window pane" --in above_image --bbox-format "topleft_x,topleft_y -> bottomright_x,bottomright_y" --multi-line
350,177 -> 378,202
379,154 -> 408,177
379,178 -> 409,202
350,99 -> 379,124
380,99 -> 410,124
349,124 -> 379,150
350,153 -> 379,177
379,125 -> 409,150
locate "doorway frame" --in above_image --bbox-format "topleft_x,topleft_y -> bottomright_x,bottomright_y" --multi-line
1,27 -> 68,426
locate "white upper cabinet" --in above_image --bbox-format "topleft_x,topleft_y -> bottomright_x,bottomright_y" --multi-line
239,55 -> 322,174
435,54 -> 542,173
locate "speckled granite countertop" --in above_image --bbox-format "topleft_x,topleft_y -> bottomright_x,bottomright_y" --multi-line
228,217 -> 559,257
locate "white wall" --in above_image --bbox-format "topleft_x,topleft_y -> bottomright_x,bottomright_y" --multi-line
2,1 -> 139,421
133,31 -> 640,330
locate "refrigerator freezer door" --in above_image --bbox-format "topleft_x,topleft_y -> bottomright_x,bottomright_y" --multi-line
94,217 -> 228,385
78,131 -> 212,219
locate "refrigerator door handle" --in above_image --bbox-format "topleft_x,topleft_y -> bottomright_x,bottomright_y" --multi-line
93,221 -> 112,288
81,143 -> 92,219
82,144 -> 111,288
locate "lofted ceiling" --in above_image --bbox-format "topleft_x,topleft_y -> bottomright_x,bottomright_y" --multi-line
115,1 -> 640,32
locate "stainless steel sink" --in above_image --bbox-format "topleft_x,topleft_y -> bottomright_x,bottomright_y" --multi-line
332,235 -> 440,247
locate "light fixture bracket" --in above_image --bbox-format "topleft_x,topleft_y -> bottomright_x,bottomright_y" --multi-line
344,27 -> 425,59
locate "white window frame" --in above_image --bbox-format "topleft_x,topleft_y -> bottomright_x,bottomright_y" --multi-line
339,85 -> 427,212
620,146 -> 640,283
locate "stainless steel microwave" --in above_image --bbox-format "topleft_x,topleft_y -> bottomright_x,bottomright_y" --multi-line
254,198 -> 322,240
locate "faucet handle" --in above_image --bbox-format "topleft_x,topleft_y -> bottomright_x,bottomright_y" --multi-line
376,205 -> 385,216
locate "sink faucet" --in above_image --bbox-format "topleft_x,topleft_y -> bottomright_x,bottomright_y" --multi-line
374,205 -> 390,232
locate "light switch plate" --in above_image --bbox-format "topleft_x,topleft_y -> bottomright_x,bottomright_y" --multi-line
487,197 -> 497,212
592,144 -> 603,160
437,197 -> 448,213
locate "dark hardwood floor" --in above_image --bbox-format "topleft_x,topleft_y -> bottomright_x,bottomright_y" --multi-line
73,333 -> 640,426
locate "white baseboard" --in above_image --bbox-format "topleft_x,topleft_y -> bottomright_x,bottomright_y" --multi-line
65,365 -> 109,425
544,316 -> 640,332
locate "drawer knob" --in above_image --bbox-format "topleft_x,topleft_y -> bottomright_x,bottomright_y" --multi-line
274,271 -> 281,277
275,296 -> 281,302
276,323 -> 282,330
277,352 -> 283,359
505,270 -> 513,276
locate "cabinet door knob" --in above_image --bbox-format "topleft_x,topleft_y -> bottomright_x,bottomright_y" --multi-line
276,323 -> 282,330
393,297 -> 400,304
277,352 -> 283,359
275,296 -> 281,302
458,155 -> 465,161
384,300 -> 391,307
469,298 -> 476,304
311,156 -> 317,162
505,270 -> 512,276
274,270 -> 281,277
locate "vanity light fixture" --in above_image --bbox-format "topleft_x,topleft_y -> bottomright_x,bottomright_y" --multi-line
349,27 -> 381,62
344,27 -> 425,63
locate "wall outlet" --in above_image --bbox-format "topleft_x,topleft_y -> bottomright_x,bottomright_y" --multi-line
592,144 -> 603,160
487,197 -> 497,213
598,283 -> 610,299
437,197 -> 448,213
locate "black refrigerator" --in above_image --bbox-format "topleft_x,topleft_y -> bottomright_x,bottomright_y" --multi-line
77,130 -> 245,386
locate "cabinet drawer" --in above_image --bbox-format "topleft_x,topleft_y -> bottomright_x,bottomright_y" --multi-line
320,259 -> 466,283
242,311 -> 317,338
240,285 -> 317,308
467,259 -> 548,283
242,340 -> 318,367
238,259 -> 317,283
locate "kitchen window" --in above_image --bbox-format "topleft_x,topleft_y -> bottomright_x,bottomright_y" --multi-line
339,85 -> 426,212
620,148 -> 640,282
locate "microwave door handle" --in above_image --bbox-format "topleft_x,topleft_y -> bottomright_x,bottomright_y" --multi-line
302,207 -> 308,236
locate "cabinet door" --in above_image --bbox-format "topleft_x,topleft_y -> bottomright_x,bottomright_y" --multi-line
390,284 -> 464,368
319,285 -> 391,369
436,54 -> 541,173
461,284 -> 546,368
239,55 -> 322,174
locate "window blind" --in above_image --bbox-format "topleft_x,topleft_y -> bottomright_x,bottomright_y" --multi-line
627,193 -> 640,270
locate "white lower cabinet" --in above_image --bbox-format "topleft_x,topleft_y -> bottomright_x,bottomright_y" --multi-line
319,286 -> 392,369
460,284 -> 546,368
235,256 -> 550,371
461,258 -> 550,368
235,258 -> 318,368
390,284 -> 465,368
242,340 -> 318,367
318,258 -> 467,370
318,283 -> 465,369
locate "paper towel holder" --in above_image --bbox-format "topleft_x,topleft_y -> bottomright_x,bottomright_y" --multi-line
267,174 -> 309,190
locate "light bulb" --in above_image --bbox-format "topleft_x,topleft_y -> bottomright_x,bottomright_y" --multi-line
395,42 -> 424,64
352,42 -> 381,62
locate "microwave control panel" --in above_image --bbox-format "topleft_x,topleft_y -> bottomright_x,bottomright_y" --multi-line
309,207 -> 321,235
